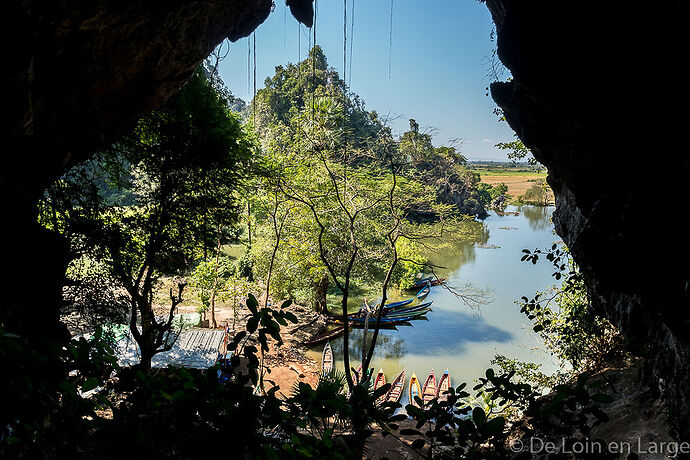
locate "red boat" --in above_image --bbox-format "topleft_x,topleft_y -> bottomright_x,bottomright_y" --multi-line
386,370 -> 405,403
436,369 -> 451,402
422,371 -> 437,408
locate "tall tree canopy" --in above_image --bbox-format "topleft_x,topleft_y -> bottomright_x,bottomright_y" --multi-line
41,68 -> 254,370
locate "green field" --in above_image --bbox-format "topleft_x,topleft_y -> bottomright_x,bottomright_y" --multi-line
469,163 -> 550,203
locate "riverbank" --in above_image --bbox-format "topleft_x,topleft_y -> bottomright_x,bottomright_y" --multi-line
154,296 -> 328,396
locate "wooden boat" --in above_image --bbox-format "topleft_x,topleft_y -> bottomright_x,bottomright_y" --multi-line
335,313 -> 421,325
375,298 -> 414,310
380,307 -> 431,319
372,368 -> 386,391
416,283 -> 431,301
409,373 -> 422,408
304,325 -> 345,346
321,342 -> 334,373
422,371 -> 437,408
436,369 -> 451,402
409,276 -> 433,290
385,301 -> 432,316
386,369 -> 405,403
364,311 -> 425,323
349,322 -> 399,330
409,277 -> 446,290
346,301 -> 432,320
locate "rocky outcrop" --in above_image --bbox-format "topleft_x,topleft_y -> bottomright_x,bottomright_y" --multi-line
2,0 -> 273,337
486,0 -> 690,441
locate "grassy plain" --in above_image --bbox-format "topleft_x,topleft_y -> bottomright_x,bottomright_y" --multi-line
471,164 -> 548,199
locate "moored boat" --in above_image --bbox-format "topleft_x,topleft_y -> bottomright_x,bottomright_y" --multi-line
408,277 -> 446,290
341,301 -> 433,321
333,313 -> 422,325
383,301 -> 432,316
304,325 -> 345,346
409,276 -> 433,290
409,373 -> 422,408
373,368 -> 386,402
386,369 -> 405,403
378,298 -> 414,310
416,283 -> 431,301
373,368 -> 386,388
321,342 -> 333,373
422,371 -> 437,408
436,369 -> 451,402
379,307 -> 431,319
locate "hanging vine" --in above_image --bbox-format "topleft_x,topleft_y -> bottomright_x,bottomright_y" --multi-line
388,0 -> 394,79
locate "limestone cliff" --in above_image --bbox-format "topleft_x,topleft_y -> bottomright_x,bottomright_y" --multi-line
486,0 -> 690,441
2,0 -> 274,337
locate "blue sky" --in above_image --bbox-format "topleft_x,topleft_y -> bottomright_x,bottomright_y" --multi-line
217,0 -> 516,161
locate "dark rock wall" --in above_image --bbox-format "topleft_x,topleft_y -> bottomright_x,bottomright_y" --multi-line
2,0 -> 271,337
485,0 -> 690,440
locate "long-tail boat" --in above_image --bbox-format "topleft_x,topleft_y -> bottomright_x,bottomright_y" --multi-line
436,369 -> 451,402
321,342 -> 333,373
422,371 -> 437,408
416,283 -> 431,301
386,370 -> 405,403
409,373 -> 422,408
408,277 -> 447,290
304,325 -> 345,346
373,368 -> 386,391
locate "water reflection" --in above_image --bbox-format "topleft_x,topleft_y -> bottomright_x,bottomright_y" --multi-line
426,221 -> 488,275
519,205 -> 553,231
330,309 -> 512,364
306,205 -> 560,390
331,331 -> 407,368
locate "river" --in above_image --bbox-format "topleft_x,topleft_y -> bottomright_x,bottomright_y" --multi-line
307,205 -> 560,406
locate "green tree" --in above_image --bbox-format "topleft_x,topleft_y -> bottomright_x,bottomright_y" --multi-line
189,254 -> 235,327
520,179 -> 552,206
41,68 -> 253,371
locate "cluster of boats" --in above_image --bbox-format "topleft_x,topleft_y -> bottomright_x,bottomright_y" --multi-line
320,342 -> 452,409
369,367 -> 452,408
305,277 -> 446,346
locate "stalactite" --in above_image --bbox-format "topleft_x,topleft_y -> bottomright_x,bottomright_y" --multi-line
348,0 -> 355,88
247,37 -> 251,99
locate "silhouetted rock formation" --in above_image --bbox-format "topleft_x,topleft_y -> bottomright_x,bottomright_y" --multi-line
486,0 -> 690,441
2,0 -> 272,339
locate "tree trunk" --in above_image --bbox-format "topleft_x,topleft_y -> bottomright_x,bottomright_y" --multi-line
210,229 -> 222,329
139,349 -> 154,373
247,201 -> 252,248
314,275 -> 329,313
131,295 -> 156,373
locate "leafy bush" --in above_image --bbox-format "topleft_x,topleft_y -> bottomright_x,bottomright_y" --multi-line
519,245 -> 627,372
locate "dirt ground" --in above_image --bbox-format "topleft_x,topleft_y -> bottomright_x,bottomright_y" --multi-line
159,298 -> 328,396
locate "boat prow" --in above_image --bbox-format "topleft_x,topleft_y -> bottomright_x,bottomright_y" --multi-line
436,369 -> 451,402
422,371 -> 437,408
409,373 -> 422,408
321,342 -> 333,373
